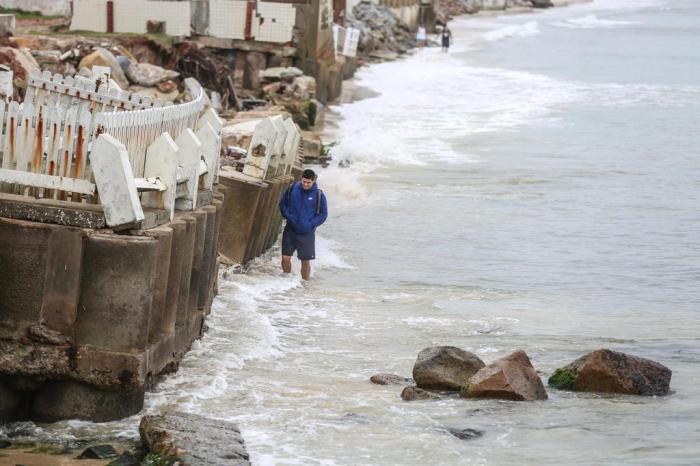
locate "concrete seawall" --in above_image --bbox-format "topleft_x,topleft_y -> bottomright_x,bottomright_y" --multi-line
0,168 -> 299,422
0,193 -> 226,422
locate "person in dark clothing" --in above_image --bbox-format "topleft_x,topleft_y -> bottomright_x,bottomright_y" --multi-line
441,27 -> 452,52
279,169 -> 328,280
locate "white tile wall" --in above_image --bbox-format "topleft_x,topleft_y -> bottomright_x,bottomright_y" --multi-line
70,0 -> 108,32
71,0 -> 190,36
253,2 -> 295,44
209,0 -> 248,40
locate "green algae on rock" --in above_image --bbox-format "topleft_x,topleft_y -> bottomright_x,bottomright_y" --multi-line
548,368 -> 576,390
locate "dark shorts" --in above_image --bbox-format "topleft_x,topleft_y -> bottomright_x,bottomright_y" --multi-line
282,226 -> 315,260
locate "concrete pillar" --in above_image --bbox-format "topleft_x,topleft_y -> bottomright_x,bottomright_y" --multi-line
174,214 -> 196,356
38,228 -> 85,340
217,172 -> 265,264
143,227 -> 173,347
0,218 -> 54,338
245,182 -> 272,262
188,211 -> 207,336
75,234 -> 158,353
197,205 -> 218,312
243,52 -> 267,91
0,381 -> 22,422
31,380 -> 144,423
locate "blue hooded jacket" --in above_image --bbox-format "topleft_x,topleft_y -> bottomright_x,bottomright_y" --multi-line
279,181 -> 328,235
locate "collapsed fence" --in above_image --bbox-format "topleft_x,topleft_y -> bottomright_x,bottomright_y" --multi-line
0,67 -> 303,230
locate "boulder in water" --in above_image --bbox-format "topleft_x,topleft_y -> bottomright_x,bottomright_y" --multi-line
548,349 -> 672,396
401,386 -> 438,401
448,428 -> 484,440
370,373 -> 413,385
413,346 -> 485,390
461,350 -> 548,401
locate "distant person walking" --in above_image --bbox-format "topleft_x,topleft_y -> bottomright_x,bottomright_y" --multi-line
279,169 -> 328,280
441,27 -> 452,52
416,25 -> 427,48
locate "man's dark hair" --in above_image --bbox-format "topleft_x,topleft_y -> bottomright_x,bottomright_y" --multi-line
302,169 -> 316,180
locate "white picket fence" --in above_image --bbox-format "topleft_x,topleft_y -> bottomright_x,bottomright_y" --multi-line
0,68 -> 223,228
237,115 -> 302,181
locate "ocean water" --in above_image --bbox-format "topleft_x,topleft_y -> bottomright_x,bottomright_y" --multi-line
37,0 -> 700,464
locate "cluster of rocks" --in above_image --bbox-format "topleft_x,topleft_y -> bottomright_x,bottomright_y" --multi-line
260,66 -> 319,130
347,0 -> 417,61
0,35 -> 184,102
372,347 -> 672,403
0,412 -> 249,465
436,0 -> 555,22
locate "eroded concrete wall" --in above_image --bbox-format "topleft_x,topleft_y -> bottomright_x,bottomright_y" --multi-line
0,193 -> 224,422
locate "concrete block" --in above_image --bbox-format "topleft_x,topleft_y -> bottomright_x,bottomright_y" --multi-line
216,169 -> 265,264
31,380 -> 144,422
75,233 -> 158,353
0,14 -> 16,38
142,133 -> 179,221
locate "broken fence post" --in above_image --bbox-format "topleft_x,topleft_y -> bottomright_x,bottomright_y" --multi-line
90,134 -> 145,228
142,132 -> 179,220
174,128 -> 202,211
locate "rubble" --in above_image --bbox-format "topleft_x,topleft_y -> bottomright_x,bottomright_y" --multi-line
78,47 -> 129,88
0,46 -> 38,94
347,1 -> 416,58
126,61 -> 179,86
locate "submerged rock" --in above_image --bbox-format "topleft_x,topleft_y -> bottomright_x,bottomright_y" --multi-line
413,346 -> 485,391
107,451 -> 140,466
78,444 -> 119,459
370,373 -> 413,385
548,349 -> 672,396
462,350 -> 548,401
401,386 -> 438,401
448,428 -> 484,440
140,412 -> 250,465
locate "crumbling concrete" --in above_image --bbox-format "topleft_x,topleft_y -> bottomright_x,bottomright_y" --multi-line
0,191 -> 225,422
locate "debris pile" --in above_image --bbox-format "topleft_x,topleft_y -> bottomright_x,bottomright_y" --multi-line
346,1 -> 416,59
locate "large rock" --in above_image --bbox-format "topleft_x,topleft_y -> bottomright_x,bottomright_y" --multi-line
462,350 -> 548,401
548,349 -> 672,396
126,61 -> 179,87
78,48 -> 129,89
140,412 -> 250,465
260,66 -> 303,81
292,75 -> 316,100
0,47 -> 39,90
413,346 -> 485,391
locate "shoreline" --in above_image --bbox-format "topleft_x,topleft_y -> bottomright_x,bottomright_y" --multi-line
1,0 -> 595,464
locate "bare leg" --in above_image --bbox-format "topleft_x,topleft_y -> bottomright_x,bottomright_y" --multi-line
282,255 -> 292,273
301,260 -> 311,281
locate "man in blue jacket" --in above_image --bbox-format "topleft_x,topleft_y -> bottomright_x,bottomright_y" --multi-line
279,169 -> 328,280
